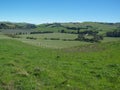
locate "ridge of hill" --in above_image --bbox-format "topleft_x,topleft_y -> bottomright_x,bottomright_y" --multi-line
0,22 -> 120,31
0,22 -> 36,29
37,22 -> 120,32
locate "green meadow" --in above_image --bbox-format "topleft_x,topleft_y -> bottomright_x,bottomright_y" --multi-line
17,33 -> 90,48
0,22 -> 120,90
15,33 -> 119,49
0,33 -> 120,90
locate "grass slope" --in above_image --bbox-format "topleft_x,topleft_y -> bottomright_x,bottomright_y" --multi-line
18,33 -> 120,49
37,22 -> 118,33
18,33 -> 90,48
0,39 -> 120,90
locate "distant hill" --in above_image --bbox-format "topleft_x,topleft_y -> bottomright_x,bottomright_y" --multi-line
37,22 -> 120,33
0,22 -> 36,29
0,22 -> 120,33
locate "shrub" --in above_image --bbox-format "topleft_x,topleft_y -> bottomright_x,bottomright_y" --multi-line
50,38 -> 60,40
26,37 -> 37,40
106,30 -> 120,37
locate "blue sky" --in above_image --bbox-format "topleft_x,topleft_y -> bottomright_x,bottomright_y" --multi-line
0,0 -> 120,24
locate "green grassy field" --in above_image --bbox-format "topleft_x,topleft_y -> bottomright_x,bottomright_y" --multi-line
17,33 -> 90,48
0,37 -> 120,90
0,21 -> 120,89
16,33 -> 120,49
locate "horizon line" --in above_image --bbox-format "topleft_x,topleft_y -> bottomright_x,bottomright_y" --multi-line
0,20 -> 120,25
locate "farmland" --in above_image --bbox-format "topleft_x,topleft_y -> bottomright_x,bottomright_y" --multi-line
0,38 -> 120,90
17,33 -> 90,48
0,22 -> 120,90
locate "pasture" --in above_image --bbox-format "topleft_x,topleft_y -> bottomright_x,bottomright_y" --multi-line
17,33 -> 120,49
17,33 -> 90,48
0,38 -> 120,90
0,31 -> 120,90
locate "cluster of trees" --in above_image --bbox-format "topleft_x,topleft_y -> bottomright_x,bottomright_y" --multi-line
59,30 -> 79,34
65,26 -> 93,31
76,30 -> 103,42
59,25 -> 97,34
26,36 -> 37,40
106,30 -> 120,37
14,32 -> 28,35
44,37 -> 60,40
30,31 -> 53,34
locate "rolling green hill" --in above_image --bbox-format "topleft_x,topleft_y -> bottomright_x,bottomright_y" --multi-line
0,39 -> 120,90
0,22 -> 36,29
37,22 -> 120,33
0,21 -> 120,89
1,21 -> 119,33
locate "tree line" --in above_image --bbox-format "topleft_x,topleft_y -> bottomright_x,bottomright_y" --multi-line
106,30 -> 120,37
76,30 -> 103,42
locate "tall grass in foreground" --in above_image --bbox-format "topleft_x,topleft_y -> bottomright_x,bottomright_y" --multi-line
0,39 -> 120,90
